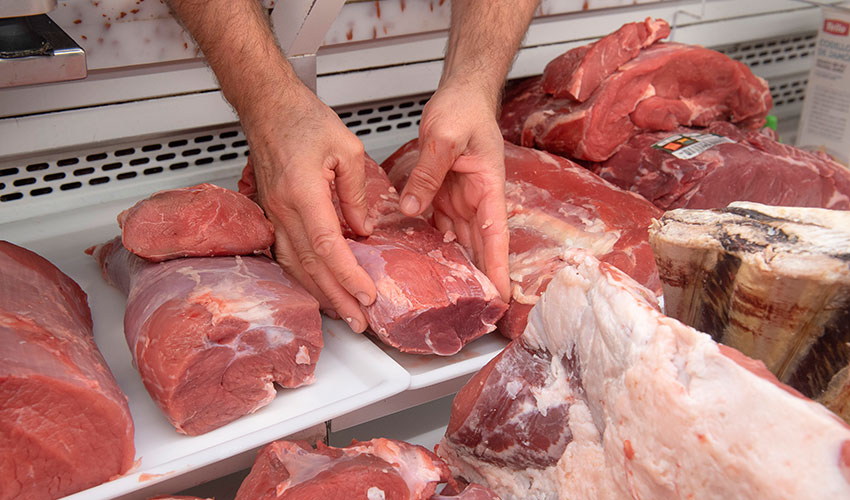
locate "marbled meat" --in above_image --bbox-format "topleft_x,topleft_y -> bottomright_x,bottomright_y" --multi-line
0,241 -> 135,499
501,24 -> 771,162
382,139 -> 661,339
650,202 -> 850,421
234,438 -> 498,500
594,121 -> 850,210
438,249 -> 850,500
88,238 -> 322,435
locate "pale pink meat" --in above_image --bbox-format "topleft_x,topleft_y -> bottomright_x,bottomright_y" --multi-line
0,241 -> 135,499
239,158 -> 507,355
382,140 -> 661,339
118,183 -> 274,262
594,121 -> 850,210
88,238 -> 322,435
501,38 -> 772,162
439,250 -> 850,499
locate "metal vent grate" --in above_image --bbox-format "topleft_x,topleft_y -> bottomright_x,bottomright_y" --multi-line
0,127 -> 249,204
334,94 -> 428,138
770,75 -> 808,110
714,32 -> 817,68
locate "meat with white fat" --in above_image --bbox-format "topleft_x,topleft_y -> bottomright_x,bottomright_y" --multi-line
439,249 -> 850,499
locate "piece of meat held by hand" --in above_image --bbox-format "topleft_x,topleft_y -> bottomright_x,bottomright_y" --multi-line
119,183 -> 274,262
239,158 -> 507,356
0,241 -> 135,499
87,238 -> 322,435
382,139 -> 661,340
650,202 -> 850,421
439,249 -> 850,500
235,438 -> 453,500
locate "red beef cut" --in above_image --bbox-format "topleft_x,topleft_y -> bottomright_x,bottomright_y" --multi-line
234,438 -> 496,500
239,158 -> 507,355
593,121 -> 850,210
382,140 -> 661,339
501,36 -> 772,162
542,17 -> 670,102
88,238 -> 322,435
119,183 -> 274,262
0,241 -> 135,499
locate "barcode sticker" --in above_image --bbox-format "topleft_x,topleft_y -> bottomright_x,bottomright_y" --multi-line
651,133 -> 735,159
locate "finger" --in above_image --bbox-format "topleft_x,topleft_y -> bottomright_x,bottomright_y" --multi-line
453,217 -> 474,252
400,135 -> 463,217
433,210 -> 455,238
475,196 -> 511,303
293,178 -> 377,307
267,213 -> 332,309
281,209 -> 371,333
333,142 -> 373,236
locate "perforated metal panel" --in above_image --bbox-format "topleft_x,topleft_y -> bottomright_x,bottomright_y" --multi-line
714,32 -> 817,68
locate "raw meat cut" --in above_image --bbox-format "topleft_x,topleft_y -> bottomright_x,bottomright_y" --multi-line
650,202 -> 850,420
382,139 -> 661,339
119,183 -> 274,262
240,158 -> 507,355
234,438 -> 455,500
501,32 -> 772,161
87,237 -> 322,435
594,121 -> 850,210
438,249 -> 850,500
0,241 -> 135,499
542,18 -> 670,102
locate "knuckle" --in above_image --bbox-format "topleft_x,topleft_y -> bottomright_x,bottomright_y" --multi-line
297,251 -> 323,276
310,229 -> 340,258
412,167 -> 445,193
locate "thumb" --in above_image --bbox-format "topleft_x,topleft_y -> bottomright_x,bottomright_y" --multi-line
400,137 -> 461,217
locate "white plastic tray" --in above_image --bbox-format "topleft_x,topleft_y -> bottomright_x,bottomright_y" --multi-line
374,333 -> 509,390
0,194 -> 411,500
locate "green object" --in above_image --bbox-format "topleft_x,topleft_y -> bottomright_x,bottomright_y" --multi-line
765,115 -> 778,131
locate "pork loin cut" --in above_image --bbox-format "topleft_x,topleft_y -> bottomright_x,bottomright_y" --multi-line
594,121 -> 850,210
0,241 -> 135,499
88,238 -> 322,435
234,438 -> 488,500
542,18 -> 670,101
439,249 -> 850,499
382,140 -> 661,339
119,183 -> 274,262
501,37 -> 772,162
240,158 -> 507,355
650,202 -> 850,420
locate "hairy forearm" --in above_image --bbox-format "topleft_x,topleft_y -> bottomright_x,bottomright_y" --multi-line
167,0 -> 301,129
442,0 -> 540,110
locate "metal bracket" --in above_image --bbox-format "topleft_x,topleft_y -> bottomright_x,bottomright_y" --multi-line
271,0 -> 346,92
670,0 -> 708,41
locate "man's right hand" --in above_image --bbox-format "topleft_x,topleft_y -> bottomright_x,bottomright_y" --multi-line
243,84 -> 377,333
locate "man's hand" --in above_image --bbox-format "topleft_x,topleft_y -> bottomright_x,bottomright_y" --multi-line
400,80 -> 511,302
245,84 -> 376,333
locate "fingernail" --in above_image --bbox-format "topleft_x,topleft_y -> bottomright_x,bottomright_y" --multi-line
364,218 -> 374,233
356,292 -> 371,306
400,195 -> 420,215
345,316 -> 362,332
